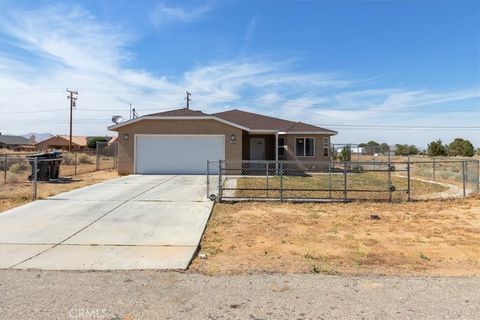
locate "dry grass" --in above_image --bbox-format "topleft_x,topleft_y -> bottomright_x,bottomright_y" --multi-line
232,173 -> 448,201
0,170 -> 118,212
190,196 -> 480,276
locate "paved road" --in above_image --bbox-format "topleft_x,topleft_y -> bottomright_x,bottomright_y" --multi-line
0,271 -> 478,319
0,175 -> 213,270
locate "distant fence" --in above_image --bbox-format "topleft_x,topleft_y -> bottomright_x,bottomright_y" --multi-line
0,143 -> 117,201
207,159 -> 479,202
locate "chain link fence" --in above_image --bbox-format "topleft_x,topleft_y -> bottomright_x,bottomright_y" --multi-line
207,159 -> 479,202
0,142 -> 118,203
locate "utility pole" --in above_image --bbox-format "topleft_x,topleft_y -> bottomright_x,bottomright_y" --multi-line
185,91 -> 191,109
129,103 -> 132,120
67,89 -> 78,152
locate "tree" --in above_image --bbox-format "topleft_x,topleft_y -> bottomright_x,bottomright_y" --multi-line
379,143 -> 390,154
427,139 -> 448,157
358,141 -> 390,155
338,145 -> 351,161
395,144 -> 419,156
447,138 -> 475,157
87,137 -> 108,149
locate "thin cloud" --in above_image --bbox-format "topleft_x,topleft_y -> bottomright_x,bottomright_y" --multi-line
241,16 -> 257,55
149,1 -> 215,27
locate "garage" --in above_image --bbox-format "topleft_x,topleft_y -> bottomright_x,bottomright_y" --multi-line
135,135 -> 225,174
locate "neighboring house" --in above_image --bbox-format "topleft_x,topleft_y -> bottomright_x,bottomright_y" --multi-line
109,108 -> 337,175
35,135 -> 89,151
0,134 -> 34,151
336,146 -> 366,154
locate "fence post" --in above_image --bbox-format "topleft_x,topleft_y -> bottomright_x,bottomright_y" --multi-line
432,158 -> 436,182
280,162 -> 284,201
462,161 -> 466,198
388,160 -> 393,202
328,162 -> 332,199
266,161 -> 269,198
74,152 -> 77,175
218,160 -> 223,202
95,142 -> 100,171
206,160 -> 210,199
3,155 -> 7,184
477,160 -> 480,194
343,161 -> 347,202
465,160 -> 468,197
32,157 -> 38,200
407,160 -> 411,201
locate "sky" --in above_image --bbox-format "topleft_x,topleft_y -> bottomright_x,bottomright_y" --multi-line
0,0 -> 478,148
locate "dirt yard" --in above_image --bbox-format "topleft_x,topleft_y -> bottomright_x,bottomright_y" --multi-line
0,170 -> 118,212
191,197 -> 480,276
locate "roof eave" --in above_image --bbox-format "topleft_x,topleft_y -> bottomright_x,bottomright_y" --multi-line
107,116 -> 337,136
278,131 -> 338,135
108,116 -> 251,132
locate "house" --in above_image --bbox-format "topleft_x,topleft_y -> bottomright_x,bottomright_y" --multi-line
335,146 -> 366,154
108,108 -> 337,175
0,134 -> 34,151
35,135 -> 89,151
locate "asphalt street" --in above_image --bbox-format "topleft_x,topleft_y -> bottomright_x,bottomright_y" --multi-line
0,270 -> 478,320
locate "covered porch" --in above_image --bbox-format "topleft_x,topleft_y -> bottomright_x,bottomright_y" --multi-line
241,131 -> 283,161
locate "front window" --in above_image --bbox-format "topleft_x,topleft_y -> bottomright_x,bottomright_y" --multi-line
278,137 -> 285,156
295,137 -> 314,157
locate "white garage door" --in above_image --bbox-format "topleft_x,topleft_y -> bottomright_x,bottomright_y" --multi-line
135,135 -> 225,174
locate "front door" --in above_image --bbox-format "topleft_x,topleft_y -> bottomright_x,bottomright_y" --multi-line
250,137 -> 265,160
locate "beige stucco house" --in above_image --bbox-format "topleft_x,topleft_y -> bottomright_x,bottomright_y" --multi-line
108,108 -> 337,175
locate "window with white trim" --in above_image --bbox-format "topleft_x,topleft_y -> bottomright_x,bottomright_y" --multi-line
295,137 -> 314,157
323,137 -> 329,157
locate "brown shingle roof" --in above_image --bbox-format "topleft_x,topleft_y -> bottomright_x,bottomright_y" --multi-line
147,108 -> 209,117
213,109 -> 336,134
36,135 -> 88,147
127,107 -> 336,134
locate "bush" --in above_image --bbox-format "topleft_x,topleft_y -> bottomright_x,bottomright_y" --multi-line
338,145 -> 351,161
6,174 -> 22,183
448,138 -> 475,157
87,137 -> 108,149
77,153 -> 94,164
395,144 -> 419,156
427,139 -> 448,157
62,153 -> 75,165
8,162 -> 29,174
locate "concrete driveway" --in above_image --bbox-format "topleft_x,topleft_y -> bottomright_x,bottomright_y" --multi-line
0,175 -> 213,270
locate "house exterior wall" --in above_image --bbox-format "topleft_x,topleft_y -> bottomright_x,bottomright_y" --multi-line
114,119 -> 243,174
281,134 -> 332,161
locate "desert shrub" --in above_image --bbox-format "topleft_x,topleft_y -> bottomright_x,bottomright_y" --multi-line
0,157 -> 25,171
77,153 -> 94,164
6,174 -> 22,183
62,153 -> 75,165
8,162 -> 29,174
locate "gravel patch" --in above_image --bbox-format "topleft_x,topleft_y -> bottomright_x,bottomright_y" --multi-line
0,270 -> 479,319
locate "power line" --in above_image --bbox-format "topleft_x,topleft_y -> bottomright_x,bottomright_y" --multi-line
0,106 -> 175,113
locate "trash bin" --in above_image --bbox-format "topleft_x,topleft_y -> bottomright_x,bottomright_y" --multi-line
28,151 -> 63,181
